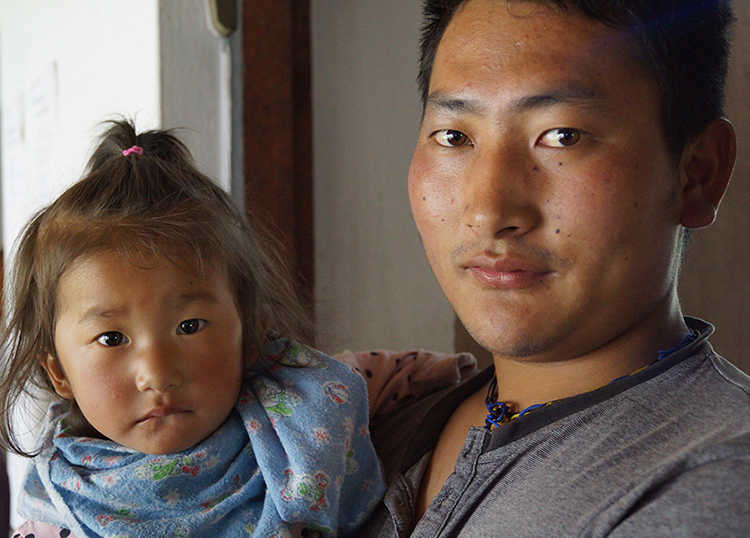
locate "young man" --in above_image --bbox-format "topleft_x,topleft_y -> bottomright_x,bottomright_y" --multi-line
361,0 -> 750,536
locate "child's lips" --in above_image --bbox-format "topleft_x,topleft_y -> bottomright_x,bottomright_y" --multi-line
137,406 -> 190,425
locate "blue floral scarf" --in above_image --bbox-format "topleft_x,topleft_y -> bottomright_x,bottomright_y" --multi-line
18,341 -> 385,537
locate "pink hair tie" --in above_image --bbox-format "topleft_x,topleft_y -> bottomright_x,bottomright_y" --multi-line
122,145 -> 144,157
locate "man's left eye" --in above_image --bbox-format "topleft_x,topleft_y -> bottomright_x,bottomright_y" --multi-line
538,128 -> 582,148
434,129 -> 472,147
177,319 -> 206,335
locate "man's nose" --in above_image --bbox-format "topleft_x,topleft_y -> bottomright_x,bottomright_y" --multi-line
135,340 -> 183,393
461,145 -> 541,238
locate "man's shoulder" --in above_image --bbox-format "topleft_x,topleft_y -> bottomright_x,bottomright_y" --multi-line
369,365 -> 490,477
704,350 -> 750,396
680,318 -> 750,402
666,344 -> 750,422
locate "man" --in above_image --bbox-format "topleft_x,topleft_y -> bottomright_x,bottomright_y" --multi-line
361,0 -> 750,536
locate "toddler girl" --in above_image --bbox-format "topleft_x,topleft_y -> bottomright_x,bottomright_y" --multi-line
0,120 -> 384,538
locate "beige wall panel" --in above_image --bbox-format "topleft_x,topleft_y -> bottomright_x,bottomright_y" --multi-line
311,0 -> 456,354
680,0 -> 750,372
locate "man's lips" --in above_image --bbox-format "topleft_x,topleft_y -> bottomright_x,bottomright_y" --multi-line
463,253 -> 553,289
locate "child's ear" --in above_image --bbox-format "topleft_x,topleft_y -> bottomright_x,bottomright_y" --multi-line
679,118 -> 737,229
40,353 -> 74,399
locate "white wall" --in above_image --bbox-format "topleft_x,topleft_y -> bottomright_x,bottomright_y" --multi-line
311,0 -> 455,354
0,1 -> 161,259
0,0 -> 231,528
160,0 -> 234,194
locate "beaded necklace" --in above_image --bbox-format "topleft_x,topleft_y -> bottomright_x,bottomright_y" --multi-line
484,331 -> 698,429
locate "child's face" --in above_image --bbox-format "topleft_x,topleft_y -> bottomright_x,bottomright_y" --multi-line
43,250 -> 245,455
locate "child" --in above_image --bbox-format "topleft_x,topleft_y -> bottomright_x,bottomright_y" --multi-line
0,120 -> 385,538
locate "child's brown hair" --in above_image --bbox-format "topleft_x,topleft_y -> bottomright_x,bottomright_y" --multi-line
0,119 -> 313,456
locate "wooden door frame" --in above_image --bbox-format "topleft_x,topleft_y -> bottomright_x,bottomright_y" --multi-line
241,0 -> 313,305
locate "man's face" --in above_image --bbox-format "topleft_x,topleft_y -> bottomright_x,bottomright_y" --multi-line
409,0 -> 687,364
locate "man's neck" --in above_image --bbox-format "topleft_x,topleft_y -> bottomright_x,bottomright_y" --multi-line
491,297 -> 689,413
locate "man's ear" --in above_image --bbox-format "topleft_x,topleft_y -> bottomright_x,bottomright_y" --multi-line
40,353 -> 74,399
679,118 -> 737,229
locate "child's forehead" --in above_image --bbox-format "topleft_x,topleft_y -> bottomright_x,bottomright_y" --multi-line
64,247 -> 226,284
56,249 -> 236,313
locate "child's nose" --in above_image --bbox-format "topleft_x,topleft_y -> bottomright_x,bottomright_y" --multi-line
135,342 -> 184,393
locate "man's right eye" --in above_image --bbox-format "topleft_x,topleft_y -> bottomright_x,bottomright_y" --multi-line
434,129 -> 472,147
96,332 -> 128,347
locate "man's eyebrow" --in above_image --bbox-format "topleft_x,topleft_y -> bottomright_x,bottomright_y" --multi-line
425,93 -> 483,115
510,84 -> 605,113
425,84 -> 607,116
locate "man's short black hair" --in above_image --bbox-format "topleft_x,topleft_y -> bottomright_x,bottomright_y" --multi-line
418,0 -> 735,156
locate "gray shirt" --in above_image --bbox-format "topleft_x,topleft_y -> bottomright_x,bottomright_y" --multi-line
360,318 -> 750,537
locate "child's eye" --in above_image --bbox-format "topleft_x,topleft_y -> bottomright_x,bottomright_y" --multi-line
433,129 -> 473,147
97,332 -> 128,347
177,319 -> 206,335
537,128 -> 582,148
